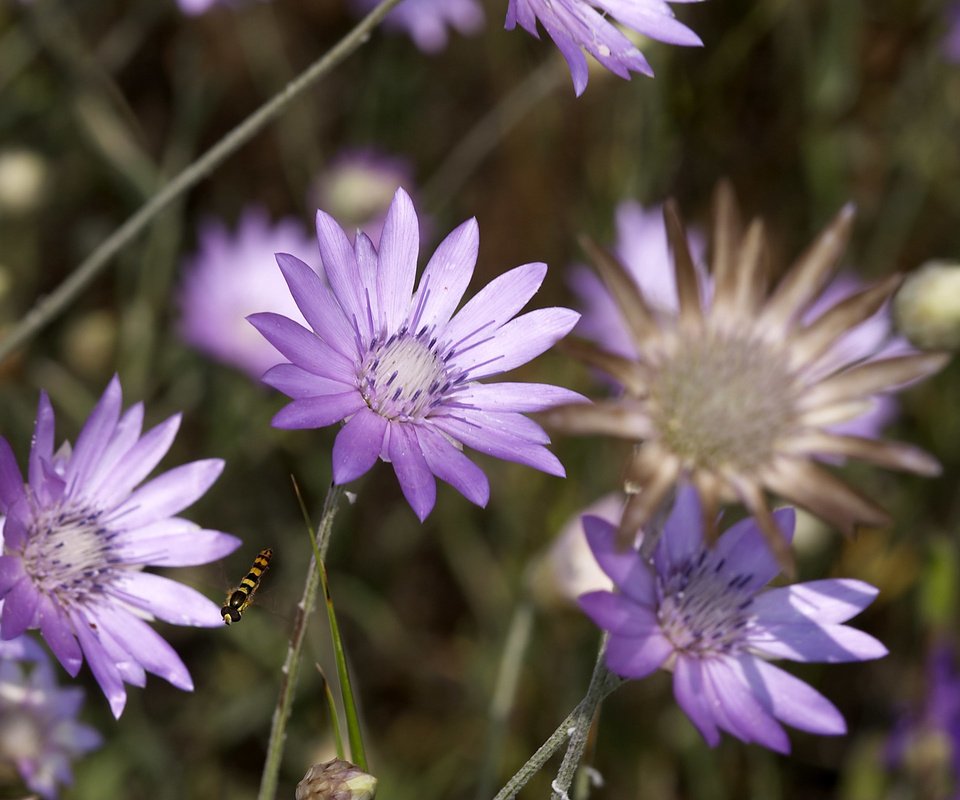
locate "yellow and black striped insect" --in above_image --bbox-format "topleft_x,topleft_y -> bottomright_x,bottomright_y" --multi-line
220,547 -> 273,625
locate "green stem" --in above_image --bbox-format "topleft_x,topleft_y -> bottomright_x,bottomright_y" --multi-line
550,640 -> 610,800
0,0 -> 403,365
491,662 -> 620,800
258,483 -> 346,800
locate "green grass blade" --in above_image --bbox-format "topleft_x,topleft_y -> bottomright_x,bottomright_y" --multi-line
316,664 -> 346,760
292,476 -> 369,771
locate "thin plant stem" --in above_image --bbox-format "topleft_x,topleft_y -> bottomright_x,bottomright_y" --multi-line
294,478 -> 367,770
550,640 -> 610,800
491,666 -> 621,800
475,599 -> 536,800
0,0 -> 403,365
258,482 -> 346,800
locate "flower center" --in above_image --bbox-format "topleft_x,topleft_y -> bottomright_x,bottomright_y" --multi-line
657,549 -> 755,655
22,501 -> 115,608
648,331 -> 797,474
359,328 -> 456,421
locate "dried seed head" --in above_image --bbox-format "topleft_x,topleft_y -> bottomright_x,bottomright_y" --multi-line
296,759 -> 377,800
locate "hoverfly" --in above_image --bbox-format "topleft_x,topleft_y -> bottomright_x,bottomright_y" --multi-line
220,547 -> 273,625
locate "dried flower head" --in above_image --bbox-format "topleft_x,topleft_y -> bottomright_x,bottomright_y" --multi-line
544,184 -> 948,569
296,759 -> 377,800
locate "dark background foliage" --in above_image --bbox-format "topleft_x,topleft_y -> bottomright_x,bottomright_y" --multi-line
1,0 -> 959,798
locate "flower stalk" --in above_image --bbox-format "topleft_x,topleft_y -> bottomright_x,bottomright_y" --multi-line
258,482 -> 346,800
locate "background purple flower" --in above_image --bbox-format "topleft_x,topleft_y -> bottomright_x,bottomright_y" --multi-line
250,187 -> 583,521
505,0 -> 703,96
351,0 -> 485,53
178,206 -> 320,379
945,2 -> 960,63
309,148 -> 419,246
0,626 -> 102,800
580,485 -> 887,753
0,377 -> 240,717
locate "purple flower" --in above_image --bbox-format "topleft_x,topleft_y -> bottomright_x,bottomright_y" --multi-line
309,149 -> 419,247
177,0 -> 263,15
250,188 -> 583,521
887,641 -> 960,789
0,629 -> 102,799
945,2 -> 960,63
351,0 -> 485,53
0,377 -> 241,717
179,206 -> 320,379
580,485 -> 887,753
505,0 -> 703,96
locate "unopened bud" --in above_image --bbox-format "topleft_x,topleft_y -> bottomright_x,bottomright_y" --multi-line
295,759 -> 377,800
894,261 -> 960,350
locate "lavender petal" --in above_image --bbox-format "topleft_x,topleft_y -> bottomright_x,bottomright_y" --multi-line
247,312 -> 358,384
110,572 -> 223,627
388,423 -> 437,521
582,516 -> 656,605
415,425 -> 490,506
332,408 -> 389,484
272,393 -> 366,430
751,579 -> 879,626
377,188 -> 421,331
410,217 -> 478,328
113,459 -> 224,529
263,363 -> 355,400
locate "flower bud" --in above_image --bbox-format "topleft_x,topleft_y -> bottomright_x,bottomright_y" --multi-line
295,759 -> 377,800
894,261 -> 960,350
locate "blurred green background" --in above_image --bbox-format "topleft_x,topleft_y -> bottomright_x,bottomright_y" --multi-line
2,0 -> 960,798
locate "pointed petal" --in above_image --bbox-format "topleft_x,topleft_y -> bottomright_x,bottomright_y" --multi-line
0,577 -> 39,638
735,657 -> 846,735
0,555 -> 27,596
66,375 -> 122,491
760,203 -> 856,331
765,457 -> 891,536
798,352 -> 950,410
556,338 -> 648,396
783,431 -> 941,476
443,262 -> 547,347
276,253 -> 357,358
751,580 -> 878,625
38,595 -> 82,676
98,605 -> 193,690
790,275 -> 903,368
111,460 -> 224,529
539,398 -> 652,440
316,209 -> 366,324
411,217 -> 478,328
653,483 -> 704,573
673,657 -> 721,746
432,415 -> 565,476
87,402 -> 145,492
663,199 -> 703,328
332,408 -> 388,484
247,312 -> 358,383
377,188 -> 420,331
582,516 -> 656,605
704,658 -> 790,753
455,382 -> 588,413
708,180 -> 743,315
94,414 -> 183,506
114,523 -> 241,566
731,477 -> 795,578
414,425 -> 489,507
262,363 -> 354,400
579,590 -> 658,637
0,437 -> 25,512
604,628 -> 673,679
110,571 -> 223,627
28,391 -> 55,489
578,234 -> 658,345
354,231 -> 381,336
746,621 -> 888,663
388,423 -> 435,521
727,218 -> 768,320
713,506 -> 795,591
455,307 -> 580,380
272,392 -> 366,429
71,612 -> 127,717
